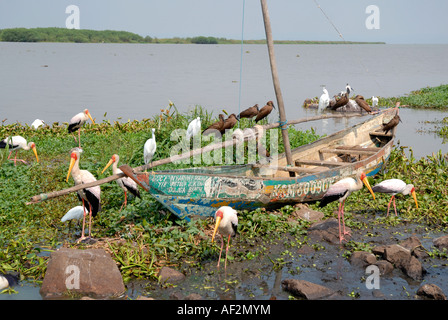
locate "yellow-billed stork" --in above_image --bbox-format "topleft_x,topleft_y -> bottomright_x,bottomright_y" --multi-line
68,108 -> 95,148
66,149 -> 101,242
211,206 -> 238,270
0,135 -> 39,165
319,172 -> 375,243
102,154 -> 141,210
371,179 -> 418,217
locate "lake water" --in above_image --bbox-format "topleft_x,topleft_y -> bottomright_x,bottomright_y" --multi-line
1,42 -> 447,159
0,42 -> 448,300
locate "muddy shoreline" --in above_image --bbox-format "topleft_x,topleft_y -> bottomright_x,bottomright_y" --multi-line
125,211 -> 448,300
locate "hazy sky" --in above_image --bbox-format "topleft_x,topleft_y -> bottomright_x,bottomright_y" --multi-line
1,0 -> 447,44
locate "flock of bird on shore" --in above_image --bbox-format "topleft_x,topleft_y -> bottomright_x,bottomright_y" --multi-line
0,93 -> 413,273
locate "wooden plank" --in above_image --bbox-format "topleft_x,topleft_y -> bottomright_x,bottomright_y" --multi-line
369,131 -> 393,137
295,159 -> 347,167
333,146 -> 380,152
253,164 -> 328,174
319,148 -> 377,156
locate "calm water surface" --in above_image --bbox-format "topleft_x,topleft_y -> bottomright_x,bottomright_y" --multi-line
1,42 -> 447,158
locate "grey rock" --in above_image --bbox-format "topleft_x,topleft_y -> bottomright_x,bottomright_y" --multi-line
40,248 -> 125,299
417,284 -> 446,300
158,267 -> 185,284
281,279 -> 336,300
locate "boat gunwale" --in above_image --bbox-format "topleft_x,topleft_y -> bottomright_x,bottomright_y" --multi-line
133,108 -> 396,182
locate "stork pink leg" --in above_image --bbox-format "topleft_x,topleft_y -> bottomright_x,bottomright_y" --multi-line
120,191 -> 127,211
392,196 -> 398,216
386,196 -> 394,217
224,234 -> 231,271
8,150 -> 26,166
341,200 -> 351,236
217,234 -> 224,268
337,203 -> 343,244
88,210 -> 92,239
78,199 -> 88,242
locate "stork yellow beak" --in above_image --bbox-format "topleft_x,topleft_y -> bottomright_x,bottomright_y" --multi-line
411,189 -> 418,209
211,216 -> 222,243
87,112 -> 95,125
362,176 -> 376,200
101,159 -> 114,174
66,157 -> 76,182
32,145 -> 39,163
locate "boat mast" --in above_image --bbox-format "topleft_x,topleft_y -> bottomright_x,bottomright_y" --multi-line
260,0 -> 294,176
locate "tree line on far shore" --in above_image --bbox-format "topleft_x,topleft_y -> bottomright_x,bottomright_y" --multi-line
0,27 -> 385,45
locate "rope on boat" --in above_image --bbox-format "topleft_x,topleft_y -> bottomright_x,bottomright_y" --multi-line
312,0 -> 345,41
278,120 -> 288,130
311,0 -> 384,94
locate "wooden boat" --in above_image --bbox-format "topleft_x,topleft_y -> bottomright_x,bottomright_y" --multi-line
119,107 -> 398,221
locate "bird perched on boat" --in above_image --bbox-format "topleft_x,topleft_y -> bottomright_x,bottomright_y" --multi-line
371,179 -> 418,217
319,172 -> 375,243
222,113 -> 238,132
0,135 -> 39,166
382,113 -> 401,134
144,128 -> 157,166
66,149 -> 101,242
255,101 -> 275,123
102,154 -> 141,210
212,206 -> 238,270
68,108 -> 95,148
372,96 -> 379,108
203,114 -> 225,137
318,88 -> 330,113
354,95 -> 373,113
237,104 -> 259,120
0,273 -> 19,290
346,83 -> 354,95
186,117 -> 201,141
31,119 -> 45,129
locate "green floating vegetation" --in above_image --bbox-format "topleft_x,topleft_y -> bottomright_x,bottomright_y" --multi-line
376,84 -> 448,109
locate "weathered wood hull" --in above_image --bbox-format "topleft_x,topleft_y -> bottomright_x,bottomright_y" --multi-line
120,108 -> 398,221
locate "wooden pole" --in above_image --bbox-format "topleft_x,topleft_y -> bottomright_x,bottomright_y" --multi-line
260,0 -> 294,176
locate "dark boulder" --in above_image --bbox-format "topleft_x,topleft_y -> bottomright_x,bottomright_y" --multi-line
350,251 -> 377,268
417,284 -> 446,300
40,248 -> 125,299
383,244 -> 424,280
158,267 -> 185,284
307,218 -> 350,244
433,235 -> 448,250
281,279 -> 336,300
